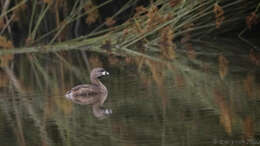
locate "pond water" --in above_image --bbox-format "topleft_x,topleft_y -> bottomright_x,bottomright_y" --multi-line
0,42 -> 260,146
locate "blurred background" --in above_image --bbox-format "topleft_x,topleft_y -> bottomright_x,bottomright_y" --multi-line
0,0 -> 260,145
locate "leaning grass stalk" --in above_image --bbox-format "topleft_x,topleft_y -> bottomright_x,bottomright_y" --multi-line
34,26 -> 59,43
31,3 -> 51,41
70,21 -> 130,42
239,28 -> 259,50
31,56 -> 51,86
12,97 -> 27,146
23,98 -> 54,145
36,0 -> 113,43
238,1 -> 260,50
35,0 -> 82,43
28,0 -> 38,35
3,66 -> 25,94
172,0 -> 213,26
120,47 -> 166,64
50,0 -> 84,44
0,0 -> 26,19
49,21 -> 68,44
0,14 -> 14,35
175,18 -> 242,38
0,34 -> 109,56
1,0 -> 10,14
0,43 -> 100,56
0,100 -> 25,146
70,0 -> 81,15
80,51 -> 91,73
28,55 -> 44,90
256,2 -> 260,12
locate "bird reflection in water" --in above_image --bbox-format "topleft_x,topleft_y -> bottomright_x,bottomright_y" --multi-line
65,67 -> 112,119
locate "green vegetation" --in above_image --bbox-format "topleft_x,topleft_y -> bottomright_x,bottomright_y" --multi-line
0,1 -> 259,145
0,0 -> 259,57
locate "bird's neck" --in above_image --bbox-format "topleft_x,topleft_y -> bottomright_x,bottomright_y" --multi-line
91,78 -> 107,93
91,78 -> 104,87
91,77 -> 107,105
91,77 -> 99,85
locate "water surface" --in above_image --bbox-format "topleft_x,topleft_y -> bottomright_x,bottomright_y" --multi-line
0,45 -> 260,146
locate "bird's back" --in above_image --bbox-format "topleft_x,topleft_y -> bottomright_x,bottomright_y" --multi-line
65,84 -> 104,105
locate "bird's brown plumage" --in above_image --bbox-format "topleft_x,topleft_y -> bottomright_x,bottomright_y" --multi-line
65,68 -> 109,106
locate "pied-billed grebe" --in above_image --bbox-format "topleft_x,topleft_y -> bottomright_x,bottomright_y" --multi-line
65,67 -> 109,106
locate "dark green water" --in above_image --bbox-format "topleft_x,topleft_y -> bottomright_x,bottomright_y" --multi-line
0,49 -> 260,146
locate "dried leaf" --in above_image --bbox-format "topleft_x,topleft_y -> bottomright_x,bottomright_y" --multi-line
214,3 -> 224,17
249,49 -> 260,65
0,36 -> 14,49
123,29 -> 129,36
181,34 -> 190,44
86,13 -> 99,24
43,0 -> 53,5
1,55 -> 14,67
246,12 -> 257,29
169,0 -> 182,7
108,56 -> 119,65
146,5 -> 166,31
159,26 -> 176,60
0,18 -> 4,29
219,108 -> 232,135
176,73 -> 185,88
135,6 -> 147,17
135,5 -> 170,33
243,116 -> 254,140
88,55 -> 103,68
218,55 -> 228,80
214,3 -> 225,28
122,28 -> 129,41
125,56 -> 134,64
0,36 -> 14,67
214,89 -> 232,135
84,2 -> 99,25
134,19 -> 144,34
0,71 -> 9,87
145,60 -> 168,110
105,17 -> 116,27
244,73 -> 255,98
147,5 -> 158,21
186,43 -> 196,59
